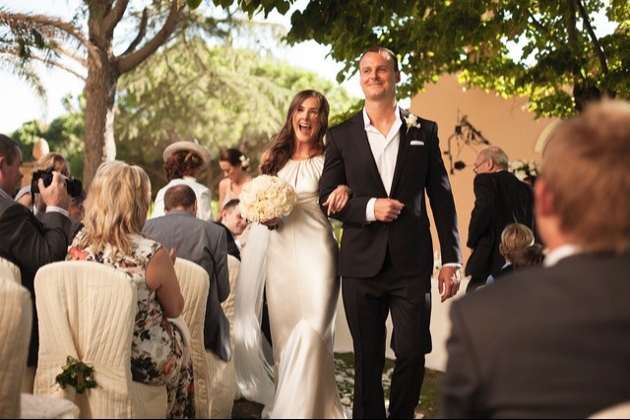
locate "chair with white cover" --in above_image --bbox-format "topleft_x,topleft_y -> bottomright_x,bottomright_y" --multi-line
0,277 -> 33,418
0,277 -> 79,419
33,261 -> 168,419
0,257 -> 20,283
588,401 -> 630,419
173,258 -> 211,419
209,254 -> 240,414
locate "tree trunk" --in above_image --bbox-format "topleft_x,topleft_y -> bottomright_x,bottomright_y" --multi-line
83,57 -> 118,188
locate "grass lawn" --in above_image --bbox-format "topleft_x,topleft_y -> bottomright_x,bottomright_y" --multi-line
231,352 -> 443,419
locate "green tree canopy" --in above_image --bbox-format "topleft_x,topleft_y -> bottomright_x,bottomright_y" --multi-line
114,39 -> 354,195
232,0 -> 630,119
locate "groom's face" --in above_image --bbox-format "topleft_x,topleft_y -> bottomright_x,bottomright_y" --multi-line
359,51 -> 400,102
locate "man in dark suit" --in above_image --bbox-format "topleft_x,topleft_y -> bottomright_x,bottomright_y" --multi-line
465,146 -> 534,292
217,198 -> 249,261
319,46 -> 462,419
439,98 -> 630,418
0,133 -> 74,368
143,184 -> 232,362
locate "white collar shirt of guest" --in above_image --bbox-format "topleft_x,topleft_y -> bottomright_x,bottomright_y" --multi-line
544,244 -> 582,267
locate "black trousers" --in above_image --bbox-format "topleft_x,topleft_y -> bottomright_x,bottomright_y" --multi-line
342,249 -> 431,419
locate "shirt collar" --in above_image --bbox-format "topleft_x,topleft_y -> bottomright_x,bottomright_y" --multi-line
362,105 -> 403,130
544,244 -> 582,267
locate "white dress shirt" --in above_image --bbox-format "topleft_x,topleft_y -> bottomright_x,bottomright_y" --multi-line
363,106 -> 403,222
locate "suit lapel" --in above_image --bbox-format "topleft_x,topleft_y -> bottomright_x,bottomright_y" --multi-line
390,108 -> 412,196
349,112 -> 388,196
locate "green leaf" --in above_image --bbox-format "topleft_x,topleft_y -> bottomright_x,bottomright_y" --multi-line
187,0 -> 203,9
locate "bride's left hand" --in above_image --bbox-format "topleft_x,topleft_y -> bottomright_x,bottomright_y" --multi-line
323,185 -> 351,215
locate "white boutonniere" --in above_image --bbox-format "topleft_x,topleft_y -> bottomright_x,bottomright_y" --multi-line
405,114 -> 421,134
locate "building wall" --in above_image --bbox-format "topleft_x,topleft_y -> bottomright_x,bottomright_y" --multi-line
409,73 -> 557,273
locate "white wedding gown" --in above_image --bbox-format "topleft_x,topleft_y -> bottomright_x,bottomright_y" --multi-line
234,155 -> 346,419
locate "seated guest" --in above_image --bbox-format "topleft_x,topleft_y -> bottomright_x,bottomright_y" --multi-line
439,99 -> 630,418
512,243 -> 545,270
0,134 -> 74,370
69,188 -> 87,222
66,161 -> 194,418
144,184 -> 232,363
218,198 -> 250,261
485,222 -> 535,285
151,140 -> 214,221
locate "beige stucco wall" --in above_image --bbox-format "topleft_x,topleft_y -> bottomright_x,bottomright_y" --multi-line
409,73 -> 558,273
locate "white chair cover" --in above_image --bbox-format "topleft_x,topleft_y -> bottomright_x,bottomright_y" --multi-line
205,254 -> 240,417
0,277 -> 79,419
0,257 -> 21,283
0,277 -> 32,418
588,401 -> 630,419
173,258 -> 211,419
33,261 -> 167,418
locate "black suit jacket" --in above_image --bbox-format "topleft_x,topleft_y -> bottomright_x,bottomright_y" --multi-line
214,222 -> 240,261
465,171 -> 534,280
0,193 -> 74,366
439,252 -> 630,418
320,109 -> 462,279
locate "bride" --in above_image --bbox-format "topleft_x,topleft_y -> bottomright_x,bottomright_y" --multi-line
234,90 -> 349,418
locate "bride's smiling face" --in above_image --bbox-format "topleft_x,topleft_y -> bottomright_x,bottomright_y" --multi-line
292,97 -> 321,144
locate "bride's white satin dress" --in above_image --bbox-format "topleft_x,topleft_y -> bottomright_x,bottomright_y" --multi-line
266,156 -> 345,419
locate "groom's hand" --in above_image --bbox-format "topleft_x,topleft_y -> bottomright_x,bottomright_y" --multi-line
374,198 -> 404,222
438,265 -> 461,302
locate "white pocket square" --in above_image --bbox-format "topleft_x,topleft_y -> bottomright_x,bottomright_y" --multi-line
410,140 -> 424,146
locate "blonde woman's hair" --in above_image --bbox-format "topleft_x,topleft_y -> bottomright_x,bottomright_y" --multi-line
34,152 -> 70,176
78,161 -> 152,255
541,99 -> 630,254
500,222 -> 535,263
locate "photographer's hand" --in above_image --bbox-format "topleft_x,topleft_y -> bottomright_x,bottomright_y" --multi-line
39,171 -> 72,211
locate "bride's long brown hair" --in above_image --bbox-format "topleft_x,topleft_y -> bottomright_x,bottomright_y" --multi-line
259,90 -> 330,176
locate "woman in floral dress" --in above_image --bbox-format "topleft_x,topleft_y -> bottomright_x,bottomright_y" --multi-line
66,160 -> 194,418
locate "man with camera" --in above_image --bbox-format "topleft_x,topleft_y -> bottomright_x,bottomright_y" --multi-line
0,134 -> 75,374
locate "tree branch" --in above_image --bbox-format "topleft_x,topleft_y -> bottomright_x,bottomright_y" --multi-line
576,0 -> 609,74
525,11 -> 562,48
121,6 -> 149,56
103,0 -> 129,34
26,54 -> 86,81
117,0 -> 182,74
5,12 -> 100,68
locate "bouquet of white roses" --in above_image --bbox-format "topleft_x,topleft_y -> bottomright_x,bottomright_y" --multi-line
239,175 -> 297,227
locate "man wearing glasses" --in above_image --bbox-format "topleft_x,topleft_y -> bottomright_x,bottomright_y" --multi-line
465,146 -> 535,292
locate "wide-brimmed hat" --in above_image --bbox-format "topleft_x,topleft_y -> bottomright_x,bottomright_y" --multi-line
162,139 -> 211,170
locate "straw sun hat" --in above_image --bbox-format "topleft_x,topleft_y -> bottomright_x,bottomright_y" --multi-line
162,139 -> 212,170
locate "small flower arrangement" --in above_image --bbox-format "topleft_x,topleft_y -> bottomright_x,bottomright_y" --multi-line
508,159 -> 540,182
404,113 -> 422,134
55,355 -> 97,394
239,175 -> 297,230
239,154 -> 250,170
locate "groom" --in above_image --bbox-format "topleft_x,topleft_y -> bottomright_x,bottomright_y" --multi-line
320,46 -> 462,419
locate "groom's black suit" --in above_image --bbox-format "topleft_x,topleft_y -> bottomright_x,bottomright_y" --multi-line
320,109 -> 462,418
321,110 -> 461,278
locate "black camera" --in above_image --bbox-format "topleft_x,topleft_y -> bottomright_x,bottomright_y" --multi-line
31,167 -> 83,198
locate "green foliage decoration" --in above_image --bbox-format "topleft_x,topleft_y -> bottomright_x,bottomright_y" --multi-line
55,355 -> 98,394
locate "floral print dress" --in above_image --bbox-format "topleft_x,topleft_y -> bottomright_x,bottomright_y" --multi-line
67,231 -> 195,419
